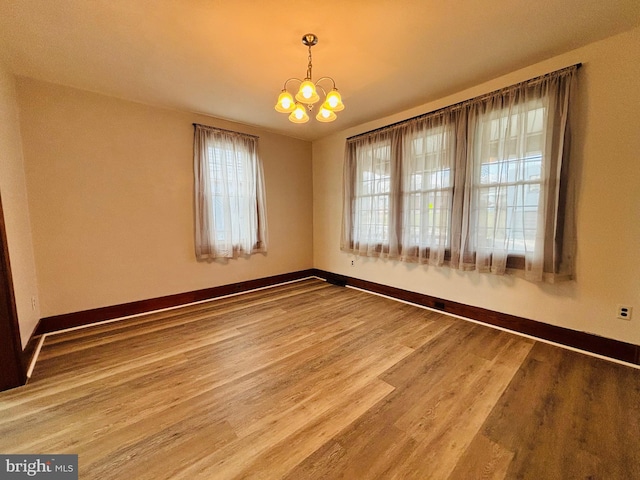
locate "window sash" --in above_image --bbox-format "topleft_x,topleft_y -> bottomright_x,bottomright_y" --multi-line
402,126 -> 455,252
351,138 -> 393,251
471,102 -> 546,256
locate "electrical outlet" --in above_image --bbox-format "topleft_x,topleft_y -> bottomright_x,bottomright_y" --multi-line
31,296 -> 36,310
351,260 -> 355,267
617,305 -> 632,320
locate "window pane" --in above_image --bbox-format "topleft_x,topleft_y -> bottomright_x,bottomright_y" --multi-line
208,142 -> 257,250
474,103 -> 546,254
353,140 -> 392,246
403,125 -> 453,248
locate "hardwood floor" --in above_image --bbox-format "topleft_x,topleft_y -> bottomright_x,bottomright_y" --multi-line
0,278 -> 638,479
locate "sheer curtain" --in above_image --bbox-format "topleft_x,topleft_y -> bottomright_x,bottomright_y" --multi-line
458,69 -> 576,280
342,130 -> 402,258
342,65 -> 577,282
399,112 -> 459,265
194,124 -> 268,260
341,114 -> 458,264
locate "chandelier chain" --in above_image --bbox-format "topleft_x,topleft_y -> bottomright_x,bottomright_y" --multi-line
306,45 -> 313,80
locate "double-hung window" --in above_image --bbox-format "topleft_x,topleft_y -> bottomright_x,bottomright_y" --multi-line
342,120 -> 456,264
194,124 -> 267,260
352,137 -> 392,252
400,117 -> 455,264
468,101 -> 546,271
342,65 -> 577,281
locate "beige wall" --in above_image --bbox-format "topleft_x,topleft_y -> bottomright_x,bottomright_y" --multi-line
8,27 -> 640,348
313,27 -> 640,345
16,79 -> 313,317
0,61 -> 40,346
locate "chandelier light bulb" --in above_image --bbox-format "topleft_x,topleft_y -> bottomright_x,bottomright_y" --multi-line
289,103 -> 310,123
316,106 -> 337,123
295,79 -> 320,104
274,90 -> 295,113
324,89 -> 344,112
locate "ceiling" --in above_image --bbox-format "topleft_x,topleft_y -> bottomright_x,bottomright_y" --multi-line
0,1 -> 638,141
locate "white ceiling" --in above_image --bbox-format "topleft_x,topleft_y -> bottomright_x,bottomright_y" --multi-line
0,1 -> 638,141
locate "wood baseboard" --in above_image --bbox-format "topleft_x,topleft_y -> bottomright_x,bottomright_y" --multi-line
36,269 -> 316,335
311,269 -> 640,366
22,326 -> 41,376
34,267 -> 639,366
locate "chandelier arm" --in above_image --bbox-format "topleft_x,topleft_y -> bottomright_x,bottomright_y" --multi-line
315,77 -> 337,90
282,77 -> 303,90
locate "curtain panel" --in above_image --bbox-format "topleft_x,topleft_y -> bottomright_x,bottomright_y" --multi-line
341,65 -> 577,282
194,124 -> 268,260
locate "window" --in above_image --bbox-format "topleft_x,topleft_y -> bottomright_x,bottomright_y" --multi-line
352,137 -> 392,251
471,104 -> 545,256
194,124 -> 267,260
342,65 -> 577,281
400,120 -> 455,264
342,117 -> 457,264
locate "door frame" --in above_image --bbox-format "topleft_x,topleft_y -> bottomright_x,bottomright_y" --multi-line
0,191 -> 26,391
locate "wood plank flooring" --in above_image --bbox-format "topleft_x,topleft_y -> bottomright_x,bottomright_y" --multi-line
0,278 -> 638,479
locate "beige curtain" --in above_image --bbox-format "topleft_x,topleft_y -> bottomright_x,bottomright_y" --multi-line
399,112 -> 460,265
458,67 -> 576,280
194,124 -> 268,260
342,65 -> 577,282
341,129 -> 402,258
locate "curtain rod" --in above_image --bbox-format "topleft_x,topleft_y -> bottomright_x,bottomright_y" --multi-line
192,123 -> 259,139
347,62 -> 582,141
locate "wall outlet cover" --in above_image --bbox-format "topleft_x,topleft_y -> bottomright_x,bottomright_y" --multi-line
617,305 -> 632,320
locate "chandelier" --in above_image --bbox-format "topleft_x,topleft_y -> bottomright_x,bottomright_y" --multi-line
274,33 -> 345,123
